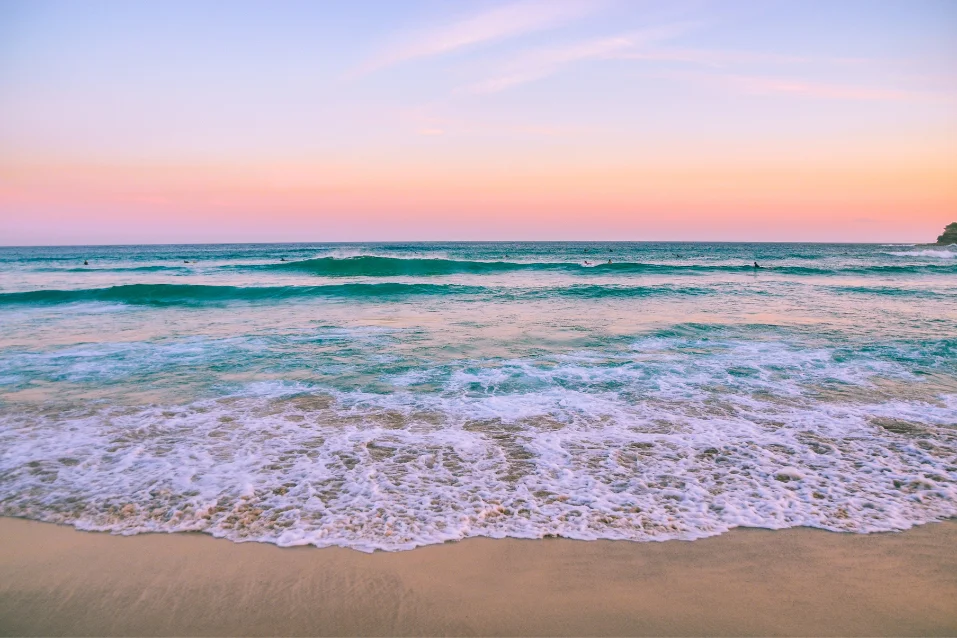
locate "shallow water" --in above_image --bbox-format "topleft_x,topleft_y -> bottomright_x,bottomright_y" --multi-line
1,242 -> 955,551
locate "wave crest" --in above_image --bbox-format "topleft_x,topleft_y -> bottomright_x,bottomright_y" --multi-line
261,255 -> 957,277
0,282 -> 714,306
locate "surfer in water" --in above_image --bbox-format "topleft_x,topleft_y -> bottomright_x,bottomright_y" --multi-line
83,260 -> 88,266
754,261 -> 762,269
280,257 -> 286,262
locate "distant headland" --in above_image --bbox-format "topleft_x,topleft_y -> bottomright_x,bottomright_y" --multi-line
937,222 -> 957,245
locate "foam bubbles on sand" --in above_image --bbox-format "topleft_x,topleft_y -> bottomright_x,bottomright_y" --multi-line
2,337 -> 955,551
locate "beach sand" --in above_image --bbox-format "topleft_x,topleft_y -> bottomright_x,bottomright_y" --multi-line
1,517 -> 955,636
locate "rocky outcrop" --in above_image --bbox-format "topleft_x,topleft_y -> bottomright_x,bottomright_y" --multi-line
937,222 -> 957,245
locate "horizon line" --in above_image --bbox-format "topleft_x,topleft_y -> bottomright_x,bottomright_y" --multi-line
0,239 -> 943,249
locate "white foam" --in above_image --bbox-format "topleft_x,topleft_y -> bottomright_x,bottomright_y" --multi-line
887,249 -> 956,259
1,338 -> 954,552
0,327 -> 957,551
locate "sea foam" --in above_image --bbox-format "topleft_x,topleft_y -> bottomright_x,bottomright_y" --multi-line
1,335 -> 954,551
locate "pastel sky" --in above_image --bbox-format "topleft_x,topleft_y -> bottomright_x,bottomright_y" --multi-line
1,0 -> 955,244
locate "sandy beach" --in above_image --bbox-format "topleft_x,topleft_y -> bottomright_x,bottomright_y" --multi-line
1,517 -> 955,636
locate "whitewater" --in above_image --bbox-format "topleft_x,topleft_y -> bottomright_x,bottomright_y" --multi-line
0,242 -> 955,551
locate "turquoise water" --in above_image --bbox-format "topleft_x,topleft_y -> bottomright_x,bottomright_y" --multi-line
1,242 -> 955,550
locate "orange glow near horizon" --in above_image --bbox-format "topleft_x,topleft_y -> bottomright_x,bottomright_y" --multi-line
3,145 -> 954,243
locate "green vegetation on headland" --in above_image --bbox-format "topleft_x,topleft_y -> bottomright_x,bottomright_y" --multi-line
937,222 -> 957,245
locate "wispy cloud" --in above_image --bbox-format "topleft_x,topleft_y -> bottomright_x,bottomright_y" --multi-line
461,27 -> 934,103
358,0 -> 603,74
617,48 -> 812,68
657,70 -> 948,102
461,23 -> 696,93
724,74 -> 918,101
617,47 -> 878,69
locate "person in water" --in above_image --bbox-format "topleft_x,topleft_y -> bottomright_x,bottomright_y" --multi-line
280,257 -> 286,261
83,260 -> 88,265
754,261 -> 762,269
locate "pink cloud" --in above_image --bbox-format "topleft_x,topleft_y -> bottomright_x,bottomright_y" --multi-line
686,71 -> 947,102
462,23 -> 696,93
358,0 -> 603,74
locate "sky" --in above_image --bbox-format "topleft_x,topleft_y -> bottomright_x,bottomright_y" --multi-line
1,0 -> 955,244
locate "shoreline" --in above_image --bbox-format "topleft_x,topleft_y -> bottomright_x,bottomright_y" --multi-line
2,517 -> 956,636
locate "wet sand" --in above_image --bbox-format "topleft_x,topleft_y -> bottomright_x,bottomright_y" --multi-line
1,517 -> 955,636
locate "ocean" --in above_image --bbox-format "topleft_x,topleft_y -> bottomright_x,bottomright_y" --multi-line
0,241 -> 955,551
